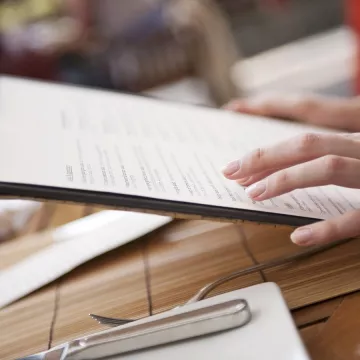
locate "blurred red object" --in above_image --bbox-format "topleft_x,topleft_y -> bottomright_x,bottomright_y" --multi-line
0,50 -> 57,80
346,0 -> 360,95
0,0 -> 88,80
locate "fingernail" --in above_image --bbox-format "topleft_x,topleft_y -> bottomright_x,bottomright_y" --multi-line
222,160 -> 240,176
291,228 -> 313,245
245,182 -> 266,198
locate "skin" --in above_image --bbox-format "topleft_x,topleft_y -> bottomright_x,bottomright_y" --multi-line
222,93 -> 360,246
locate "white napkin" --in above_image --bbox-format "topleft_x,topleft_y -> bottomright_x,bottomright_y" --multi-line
0,210 -> 171,308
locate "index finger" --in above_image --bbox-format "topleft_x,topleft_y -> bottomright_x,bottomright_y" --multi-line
222,132 -> 360,180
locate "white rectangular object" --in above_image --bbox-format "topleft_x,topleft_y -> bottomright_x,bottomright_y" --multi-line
0,210 -> 171,309
111,283 -> 310,360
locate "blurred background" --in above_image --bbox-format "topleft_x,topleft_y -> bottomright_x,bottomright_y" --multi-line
0,0 -> 359,108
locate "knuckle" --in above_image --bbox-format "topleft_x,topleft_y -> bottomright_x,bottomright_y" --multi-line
273,171 -> 289,189
323,155 -> 346,179
321,221 -> 339,241
252,147 -> 266,161
296,132 -> 320,152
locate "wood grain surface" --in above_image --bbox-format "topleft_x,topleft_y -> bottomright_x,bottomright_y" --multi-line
1,203 -> 360,360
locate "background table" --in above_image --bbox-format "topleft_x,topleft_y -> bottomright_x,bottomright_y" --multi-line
1,202 -> 360,360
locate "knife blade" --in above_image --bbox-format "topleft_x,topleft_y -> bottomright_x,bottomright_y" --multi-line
17,298 -> 251,360
17,346 -> 68,360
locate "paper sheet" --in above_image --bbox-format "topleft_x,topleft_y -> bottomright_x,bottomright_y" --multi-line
0,76 -> 359,220
0,210 -> 171,308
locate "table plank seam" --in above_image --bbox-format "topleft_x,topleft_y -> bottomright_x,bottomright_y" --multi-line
37,203 -> 57,232
142,239 -> 153,316
236,225 -> 266,282
298,318 -> 328,330
327,296 -> 344,323
48,282 -> 61,349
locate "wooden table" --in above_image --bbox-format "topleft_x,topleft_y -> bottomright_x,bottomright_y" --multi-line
1,203 -> 360,360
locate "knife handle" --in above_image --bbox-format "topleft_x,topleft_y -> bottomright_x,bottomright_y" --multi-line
67,299 -> 251,360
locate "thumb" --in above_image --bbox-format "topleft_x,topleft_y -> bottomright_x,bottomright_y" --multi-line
290,210 -> 360,246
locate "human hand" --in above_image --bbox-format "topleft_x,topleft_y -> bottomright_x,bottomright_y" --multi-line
224,93 -> 360,132
222,132 -> 360,246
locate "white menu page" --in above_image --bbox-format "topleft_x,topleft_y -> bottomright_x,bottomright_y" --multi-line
0,76 -> 359,222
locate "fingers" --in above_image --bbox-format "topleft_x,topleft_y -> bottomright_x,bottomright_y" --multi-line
224,94 -> 360,131
236,169 -> 280,186
245,156 -> 360,201
290,209 -> 360,246
222,132 -> 360,180
224,93 -> 319,121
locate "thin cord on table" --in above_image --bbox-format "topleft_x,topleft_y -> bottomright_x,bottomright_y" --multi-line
89,238 -> 354,326
185,238 -> 354,304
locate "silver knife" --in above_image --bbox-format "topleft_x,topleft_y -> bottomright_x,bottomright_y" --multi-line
17,298 -> 251,360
